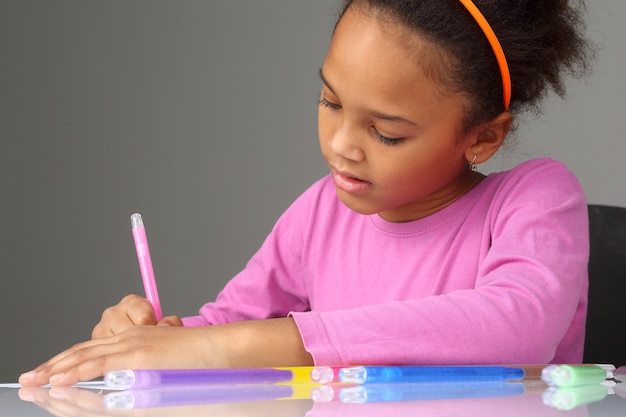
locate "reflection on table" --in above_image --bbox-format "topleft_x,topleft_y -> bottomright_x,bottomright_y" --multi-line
2,378 -> 624,417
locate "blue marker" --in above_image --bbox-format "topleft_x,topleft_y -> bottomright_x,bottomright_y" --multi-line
338,366 -> 525,384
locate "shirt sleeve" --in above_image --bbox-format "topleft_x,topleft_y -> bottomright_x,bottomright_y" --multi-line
181,181 -> 319,327
292,159 -> 589,366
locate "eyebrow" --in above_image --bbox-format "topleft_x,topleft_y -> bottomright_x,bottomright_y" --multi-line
318,68 -> 417,127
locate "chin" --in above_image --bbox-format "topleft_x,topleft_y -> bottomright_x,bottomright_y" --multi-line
335,192 -> 380,216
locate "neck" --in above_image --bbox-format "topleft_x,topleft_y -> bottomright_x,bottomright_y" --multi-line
379,171 -> 485,223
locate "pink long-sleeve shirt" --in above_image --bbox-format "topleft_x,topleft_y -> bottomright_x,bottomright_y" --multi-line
183,158 -> 589,365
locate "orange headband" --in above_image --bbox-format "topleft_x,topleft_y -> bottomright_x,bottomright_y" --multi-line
458,0 -> 511,110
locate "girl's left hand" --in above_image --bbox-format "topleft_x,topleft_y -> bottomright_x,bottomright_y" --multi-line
18,317 -> 313,387
18,323 -> 214,387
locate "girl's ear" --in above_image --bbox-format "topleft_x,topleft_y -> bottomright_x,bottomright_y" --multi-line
464,111 -> 512,164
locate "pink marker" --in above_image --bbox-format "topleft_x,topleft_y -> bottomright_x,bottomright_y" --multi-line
130,213 -> 163,321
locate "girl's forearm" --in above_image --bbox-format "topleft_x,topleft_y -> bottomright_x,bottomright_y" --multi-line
210,317 -> 314,367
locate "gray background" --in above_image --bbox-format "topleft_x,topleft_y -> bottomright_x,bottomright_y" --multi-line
1,1 -> 624,383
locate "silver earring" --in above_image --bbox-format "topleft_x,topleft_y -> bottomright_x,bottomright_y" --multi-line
469,155 -> 478,172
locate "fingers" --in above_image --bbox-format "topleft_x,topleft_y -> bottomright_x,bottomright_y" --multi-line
92,294 -> 157,339
157,315 -> 183,327
18,336 -> 132,386
19,325 -> 194,387
47,348 -> 130,386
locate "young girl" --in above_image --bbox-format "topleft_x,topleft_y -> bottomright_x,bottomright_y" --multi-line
20,0 -> 594,386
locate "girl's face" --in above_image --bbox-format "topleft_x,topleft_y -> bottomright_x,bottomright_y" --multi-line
318,6 -> 483,222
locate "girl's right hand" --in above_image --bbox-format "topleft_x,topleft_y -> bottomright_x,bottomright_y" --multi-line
91,294 -> 182,339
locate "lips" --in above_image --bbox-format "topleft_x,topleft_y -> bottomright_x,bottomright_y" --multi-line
330,167 -> 372,194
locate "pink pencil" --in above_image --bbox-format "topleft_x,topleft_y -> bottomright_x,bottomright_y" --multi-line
130,213 -> 163,321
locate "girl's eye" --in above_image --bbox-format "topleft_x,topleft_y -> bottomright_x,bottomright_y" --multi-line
319,92 -> 404,146
374,129 -> 404,146
318,94 -> 341,110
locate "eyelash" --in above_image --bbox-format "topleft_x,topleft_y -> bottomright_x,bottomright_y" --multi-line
318,94 -> 405,146
373,131 -> 404,146
318,95 -> 341,110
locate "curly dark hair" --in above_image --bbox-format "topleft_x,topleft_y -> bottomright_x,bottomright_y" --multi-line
337,0 -> 595,131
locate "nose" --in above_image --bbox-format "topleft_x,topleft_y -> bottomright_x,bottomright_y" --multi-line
327,122 -> 365,162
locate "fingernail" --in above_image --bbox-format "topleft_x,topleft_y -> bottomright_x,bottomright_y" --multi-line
49,373 -> 66,385
19,371 -> 36,381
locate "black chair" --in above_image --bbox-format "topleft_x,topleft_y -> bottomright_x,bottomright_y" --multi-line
583,204 -> 626,367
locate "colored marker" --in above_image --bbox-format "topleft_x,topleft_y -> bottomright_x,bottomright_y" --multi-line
338,365 -> 526,384
105,366 -> 338,390
540,364 -> 614,388
131,213 -> 162,321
